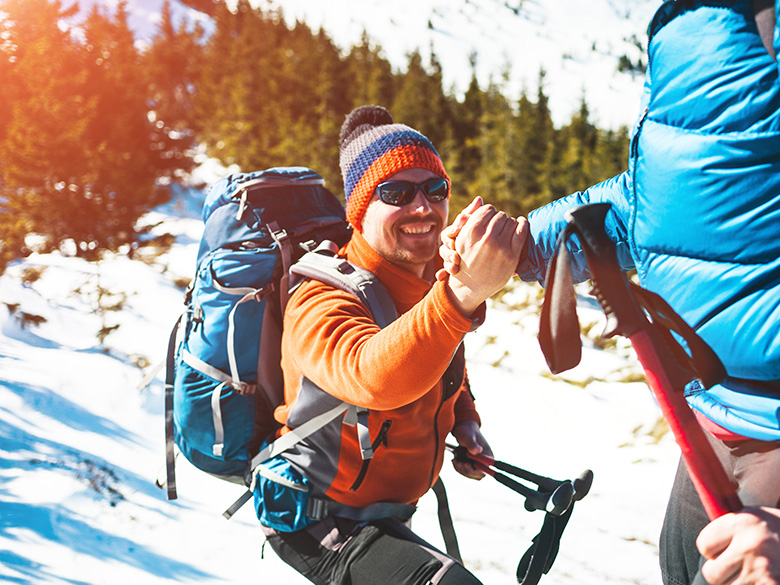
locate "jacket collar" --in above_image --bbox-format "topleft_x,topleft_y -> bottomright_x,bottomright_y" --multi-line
344,230 -> 441,312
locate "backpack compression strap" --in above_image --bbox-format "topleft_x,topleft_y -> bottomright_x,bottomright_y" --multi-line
161,313 -> 187,500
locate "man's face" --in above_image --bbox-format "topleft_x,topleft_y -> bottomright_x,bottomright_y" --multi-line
360,167 -> 449,277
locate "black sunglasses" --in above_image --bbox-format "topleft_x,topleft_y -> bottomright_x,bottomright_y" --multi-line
375,177 -> 450,207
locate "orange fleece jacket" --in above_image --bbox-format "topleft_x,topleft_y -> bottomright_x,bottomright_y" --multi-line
277,230 -> 483,507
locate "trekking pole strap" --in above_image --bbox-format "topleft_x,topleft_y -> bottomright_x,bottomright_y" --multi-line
516,506 -> 573,585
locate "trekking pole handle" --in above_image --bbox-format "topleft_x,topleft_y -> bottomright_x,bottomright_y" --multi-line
449,445 -> 559,491
570,469 -> 594,502
564,203 -> 645,338
478,460 -> 574,516
447,444 -> 592,498
447,445 -> 579,516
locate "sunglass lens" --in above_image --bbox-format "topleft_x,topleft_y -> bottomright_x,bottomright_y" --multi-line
377,182 -> 413,205
424,178 -> 449,201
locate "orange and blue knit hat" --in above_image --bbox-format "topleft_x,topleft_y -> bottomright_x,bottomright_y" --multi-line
339,105 -> 449,232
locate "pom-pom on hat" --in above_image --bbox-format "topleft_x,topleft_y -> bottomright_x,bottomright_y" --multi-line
339,105 -> 449,231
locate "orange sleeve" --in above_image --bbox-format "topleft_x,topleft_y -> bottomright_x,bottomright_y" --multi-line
282,279 -> 476,411
453,372 -> 481,426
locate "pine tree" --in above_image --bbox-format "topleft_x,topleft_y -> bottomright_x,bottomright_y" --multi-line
177,0 -> 224,18
197,1 -> 291,170
447,56 -> 484,213
344,31 -> 396,111
516,69 -> 558,215
0,0 -> 180,271
513,89 -> 537,199
470,71 -> 518,215
551,92 -> 598,198
194,0 -> 249,166
0,0 -> 91,269
390,50 -> 444,144
591,126 -> 629,186
143,0 -> 205,180
296,28 -> 352,192
76,1 -> 170,255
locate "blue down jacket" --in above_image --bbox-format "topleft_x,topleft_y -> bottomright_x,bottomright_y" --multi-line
517,0 -> 780,441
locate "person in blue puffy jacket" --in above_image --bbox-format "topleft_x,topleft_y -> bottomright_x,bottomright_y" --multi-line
442,1 -> 779,583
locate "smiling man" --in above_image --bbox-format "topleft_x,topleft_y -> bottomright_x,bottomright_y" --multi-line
260,105 -> 527,585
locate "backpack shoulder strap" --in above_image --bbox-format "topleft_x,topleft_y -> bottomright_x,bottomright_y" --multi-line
290,246 -> 398,328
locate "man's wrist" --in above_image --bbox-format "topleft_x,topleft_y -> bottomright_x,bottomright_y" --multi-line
444,277 -> 482,317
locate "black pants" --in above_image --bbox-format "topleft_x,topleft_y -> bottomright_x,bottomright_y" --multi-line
659,432 -> 780,585
264,516 -> 482,585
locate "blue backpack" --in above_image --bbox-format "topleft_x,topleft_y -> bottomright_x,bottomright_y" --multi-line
160,167 -> 397,515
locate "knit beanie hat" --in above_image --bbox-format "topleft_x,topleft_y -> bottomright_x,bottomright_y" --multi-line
339,105 -> 449,231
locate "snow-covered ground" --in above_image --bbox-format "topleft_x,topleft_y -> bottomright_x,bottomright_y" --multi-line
0,178 -> 680,584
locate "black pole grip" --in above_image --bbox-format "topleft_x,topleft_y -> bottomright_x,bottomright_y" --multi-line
564,203 -> 645,338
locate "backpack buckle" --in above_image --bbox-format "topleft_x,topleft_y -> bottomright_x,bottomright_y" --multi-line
307,496 -> 329,521
268,223 -> 288,245
300,239 -> 318,252
253,285 -> 273,302
232,381 -> 256,395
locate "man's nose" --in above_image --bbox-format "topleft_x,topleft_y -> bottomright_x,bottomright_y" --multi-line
409,190 -> 432,212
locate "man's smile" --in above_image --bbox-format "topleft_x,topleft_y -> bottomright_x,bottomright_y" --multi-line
399,222 -> 437,236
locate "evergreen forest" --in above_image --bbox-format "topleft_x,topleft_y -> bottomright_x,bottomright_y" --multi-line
0,0 -> 631,274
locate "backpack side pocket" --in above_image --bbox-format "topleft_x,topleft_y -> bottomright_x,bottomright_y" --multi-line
173,359 -> 256,477
253,456 -> 315,532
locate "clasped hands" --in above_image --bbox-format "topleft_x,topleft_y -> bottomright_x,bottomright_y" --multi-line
438,197 -> 528,316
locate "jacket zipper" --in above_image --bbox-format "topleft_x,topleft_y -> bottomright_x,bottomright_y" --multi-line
631,106 -> 649,159
627,105 -> 650,260
349,419 -> 392,492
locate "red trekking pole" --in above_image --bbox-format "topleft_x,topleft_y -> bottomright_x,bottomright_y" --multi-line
538,202 -> 742,519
